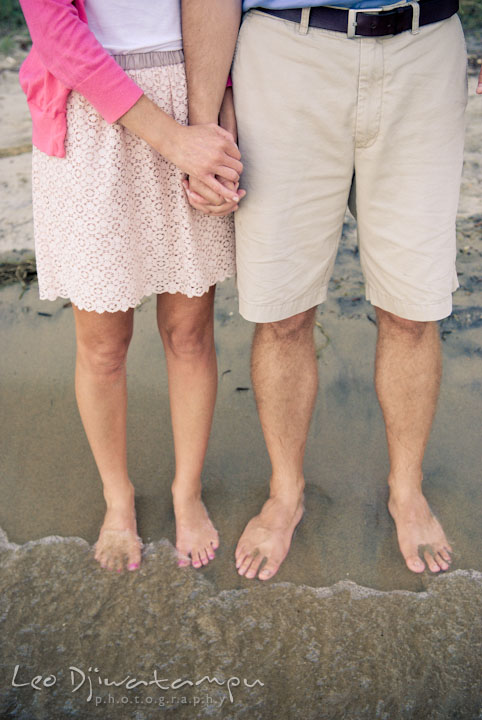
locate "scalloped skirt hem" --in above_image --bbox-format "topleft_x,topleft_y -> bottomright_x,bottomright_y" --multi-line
38,270 -> 236,314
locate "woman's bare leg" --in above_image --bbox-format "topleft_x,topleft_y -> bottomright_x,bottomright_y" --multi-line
157,287 -> 219,569
73,305 -> 142,572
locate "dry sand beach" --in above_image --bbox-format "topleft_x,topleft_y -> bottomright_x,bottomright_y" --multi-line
0,35 -> 481,720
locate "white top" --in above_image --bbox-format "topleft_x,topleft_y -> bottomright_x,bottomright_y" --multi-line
84,0 -> 182,55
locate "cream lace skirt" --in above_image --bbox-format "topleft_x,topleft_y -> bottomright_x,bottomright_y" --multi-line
31,51 -> 235,313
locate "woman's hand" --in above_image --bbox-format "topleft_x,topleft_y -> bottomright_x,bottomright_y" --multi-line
183,175 -> 245,216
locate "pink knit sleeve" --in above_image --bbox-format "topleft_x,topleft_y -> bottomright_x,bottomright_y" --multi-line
18,0 -> 143,122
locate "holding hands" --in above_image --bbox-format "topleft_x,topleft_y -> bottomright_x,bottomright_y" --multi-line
183,87 -> 246,217
119,89 -> 244,206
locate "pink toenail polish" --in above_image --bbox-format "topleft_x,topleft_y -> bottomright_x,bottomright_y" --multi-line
128,563 -> 139,570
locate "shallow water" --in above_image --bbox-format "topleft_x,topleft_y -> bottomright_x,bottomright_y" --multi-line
0,529 -> 481,720
1,220 -> 482,717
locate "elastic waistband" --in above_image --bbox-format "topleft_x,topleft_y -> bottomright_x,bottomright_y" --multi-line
112,50 -> 184,70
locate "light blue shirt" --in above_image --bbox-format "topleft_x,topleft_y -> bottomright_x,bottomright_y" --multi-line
243,1 -> 404,10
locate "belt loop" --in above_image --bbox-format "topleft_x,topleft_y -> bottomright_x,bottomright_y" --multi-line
298,7 -> 311,34
408,1 -> 420,33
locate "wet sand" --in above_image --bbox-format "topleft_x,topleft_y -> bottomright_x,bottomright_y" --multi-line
0,50 -> 481,719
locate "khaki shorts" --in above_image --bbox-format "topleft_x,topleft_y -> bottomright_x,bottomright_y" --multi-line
232,10 -> 468,323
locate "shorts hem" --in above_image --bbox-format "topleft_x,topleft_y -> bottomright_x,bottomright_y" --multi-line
239,285 -> 328,323
365,285 -> 457,321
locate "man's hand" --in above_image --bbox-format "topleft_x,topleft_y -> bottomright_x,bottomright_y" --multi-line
477,65 -> 482,95
219,87 -> 237,142
167,122 -> 243,201
119,95 -> 242,203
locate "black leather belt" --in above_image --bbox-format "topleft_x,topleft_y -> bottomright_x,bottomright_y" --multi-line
257,0 -> 459,38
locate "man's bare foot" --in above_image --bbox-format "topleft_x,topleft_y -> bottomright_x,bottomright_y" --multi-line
172,485 -> 219,569
94,483 -> 142,572
235,490 -> 305,581
388,475 -> 453,574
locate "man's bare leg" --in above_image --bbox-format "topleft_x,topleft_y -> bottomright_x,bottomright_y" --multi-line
375,307 -> 453,573
157,287 -> 219,569
235,307 -> 318,580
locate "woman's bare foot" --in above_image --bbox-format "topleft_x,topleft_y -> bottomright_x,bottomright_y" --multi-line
172,484 -> 219,569
94,482 -> 142,572
235,490 -> 305,581
388,474 -> 453,574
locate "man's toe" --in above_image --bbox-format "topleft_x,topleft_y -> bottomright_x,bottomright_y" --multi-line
423,550 -> 441,573
237,553 -> 254,576
245,554 -> 264,579
405,553 -> 425,573
258,559 -> 279,580
434,552 -> 449,571
441,546 -> 453,562
235,545 -> 247,569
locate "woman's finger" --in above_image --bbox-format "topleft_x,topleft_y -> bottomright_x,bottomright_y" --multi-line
189,197 -> 239,216
183,178 -> 225,206
202,174 -> 241,202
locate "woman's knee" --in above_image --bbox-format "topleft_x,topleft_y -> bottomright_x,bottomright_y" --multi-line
160,319 -> 214,358
77,331 -> 132,375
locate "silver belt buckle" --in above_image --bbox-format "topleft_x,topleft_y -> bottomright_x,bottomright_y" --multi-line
347,0 -> 420,39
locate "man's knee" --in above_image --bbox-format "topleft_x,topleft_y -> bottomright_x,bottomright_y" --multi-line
256,308 -> 316,343
375,307 -> 435,342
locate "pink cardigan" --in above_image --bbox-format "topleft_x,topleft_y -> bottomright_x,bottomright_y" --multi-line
19,0 -> 144,157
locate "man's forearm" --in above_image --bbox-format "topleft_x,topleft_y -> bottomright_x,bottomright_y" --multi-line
182,0 -> 242,125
